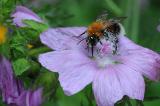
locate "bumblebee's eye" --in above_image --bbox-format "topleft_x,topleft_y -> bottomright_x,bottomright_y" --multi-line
90,36 -> 95,40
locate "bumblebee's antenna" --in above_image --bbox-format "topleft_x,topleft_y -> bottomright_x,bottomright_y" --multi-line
77,31 -> 86,38
77,37 -> 87,44
91,45 -> 94,57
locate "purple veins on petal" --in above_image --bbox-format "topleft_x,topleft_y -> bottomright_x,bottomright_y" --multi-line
15,88 -> 43,106
118,35 -> 160,81
40,27 -> 87,50
93,69 -> 124,106
26,88 -> 43,106
39,50 -> 95,95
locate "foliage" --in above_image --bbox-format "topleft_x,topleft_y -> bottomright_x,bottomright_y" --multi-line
12,58 -> 31,76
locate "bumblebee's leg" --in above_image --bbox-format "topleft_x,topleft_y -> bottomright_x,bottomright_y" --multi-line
112,36 -> 119,54
99,40 -> 102,45
97,37 -> 102,45
91,45 -> 94,57
86,38 -> 89,52
103,30 -> 109,40
86,43 -> 89,52
105,32 -> 119,54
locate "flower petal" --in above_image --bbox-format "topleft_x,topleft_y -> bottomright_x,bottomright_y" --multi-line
118,35 -> 140,54
15,6 -> 41,19
39,50 -> 95,95
115,64 -> 145,100
93,64 -> 145,106
118,35 -> 160,81
121,53 -> 160,81
40,27 -> 86,50
59,63 -> 95,96
0,55 -> 21,104
93,67 -> 124,106
39,50 -> 92,72
26,88 -> 43,106
14,91 -> 27,106
15,88 -> 43,106
12,6 -> 42,27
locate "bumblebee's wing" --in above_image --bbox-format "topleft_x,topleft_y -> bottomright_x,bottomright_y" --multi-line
96,11 -> 108,21
111,16 -> 127,22
40,27 -> 87,50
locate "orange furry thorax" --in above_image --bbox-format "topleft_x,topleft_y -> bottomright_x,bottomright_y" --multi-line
87,21 -> 107,37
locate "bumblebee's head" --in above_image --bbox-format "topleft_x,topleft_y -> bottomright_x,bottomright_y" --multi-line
87,22 -> 105,37
87,36 -> 97,46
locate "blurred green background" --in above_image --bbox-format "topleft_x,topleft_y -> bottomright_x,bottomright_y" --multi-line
1,0 -> 160,106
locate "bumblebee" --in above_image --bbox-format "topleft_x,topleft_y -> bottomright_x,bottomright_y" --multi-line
78,13 -> 125,56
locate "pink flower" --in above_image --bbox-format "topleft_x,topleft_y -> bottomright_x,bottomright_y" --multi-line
11,6 -> 43,27
39,26 -> 160,106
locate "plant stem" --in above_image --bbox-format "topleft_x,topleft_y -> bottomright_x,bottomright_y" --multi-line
28,46 -> 51,56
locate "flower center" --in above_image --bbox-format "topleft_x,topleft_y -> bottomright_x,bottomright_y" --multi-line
89,40 -> 121,68
96,56 -> 115,68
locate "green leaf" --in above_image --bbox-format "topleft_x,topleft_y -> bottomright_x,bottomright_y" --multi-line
11,33 -> 26,45
19,27 -> 40,40
0,42 -> 10,58
12,58 -> 31,76
0,0 -> 17,23
10,32 -> 28,58
23,20 -> 49,32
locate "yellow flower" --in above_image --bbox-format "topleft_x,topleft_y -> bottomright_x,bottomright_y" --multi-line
27,44 -> 34,49
0,25 -> 7,44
